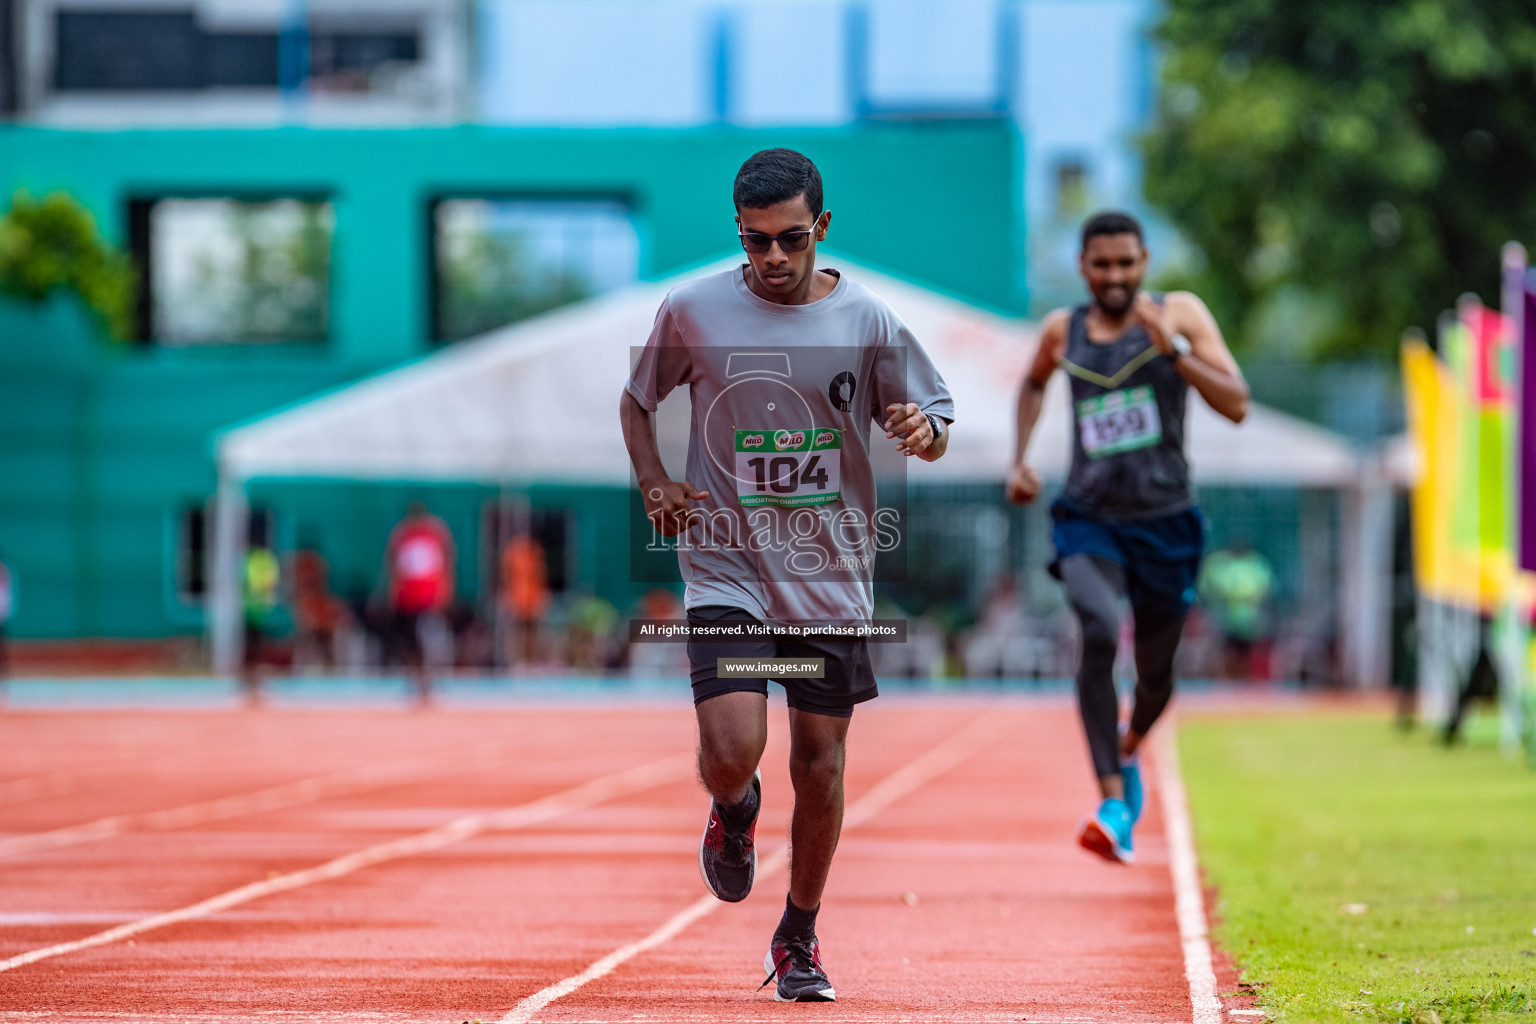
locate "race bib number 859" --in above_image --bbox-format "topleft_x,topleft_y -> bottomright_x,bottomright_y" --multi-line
735,428 -> 842,507
1077,385 -> 1163,458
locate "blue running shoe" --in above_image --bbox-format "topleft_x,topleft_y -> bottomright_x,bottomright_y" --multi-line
1121,756 -> 1144,825
1077,797 -> 1135,864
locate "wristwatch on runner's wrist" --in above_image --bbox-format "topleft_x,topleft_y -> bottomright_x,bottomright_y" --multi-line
1167,333 -> 1193,361
925,414 -> 945,440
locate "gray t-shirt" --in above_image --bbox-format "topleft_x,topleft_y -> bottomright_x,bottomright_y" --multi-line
626,266 -> 954,624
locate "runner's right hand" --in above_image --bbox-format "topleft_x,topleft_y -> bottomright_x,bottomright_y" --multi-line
644,479 -> 711,537
1005,463 -> 1041,505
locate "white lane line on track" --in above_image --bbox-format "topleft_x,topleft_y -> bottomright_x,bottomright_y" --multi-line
498,713 -> 1008,1024
0,741 -> 513,859
1155,721 -> 1223,1024
0,912 -> 162,925
0,754 -> 693,975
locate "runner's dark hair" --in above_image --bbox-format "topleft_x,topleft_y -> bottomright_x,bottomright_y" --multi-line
1080,210 -> 1143,249
734,149 -> 824,219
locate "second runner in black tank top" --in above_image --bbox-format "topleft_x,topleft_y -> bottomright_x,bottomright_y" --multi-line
1059,301 -> 1193,521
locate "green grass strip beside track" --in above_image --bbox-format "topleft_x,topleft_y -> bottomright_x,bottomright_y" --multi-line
1180,712 -> 1536,1024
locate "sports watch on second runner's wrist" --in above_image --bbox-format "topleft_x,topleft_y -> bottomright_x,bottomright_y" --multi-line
1167,333 -> 1193,361
926,414 -> 945,441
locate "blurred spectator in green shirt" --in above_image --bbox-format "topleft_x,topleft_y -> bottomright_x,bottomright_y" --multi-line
1199,540 -> 1273,681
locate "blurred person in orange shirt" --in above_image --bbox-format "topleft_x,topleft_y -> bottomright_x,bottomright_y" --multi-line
384,502 -> 455,702
291,544 -> 349,670
499,532 -> 549,668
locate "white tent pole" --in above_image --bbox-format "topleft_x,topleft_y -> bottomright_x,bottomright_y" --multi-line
1341,456 -> 1394,688
209,470 -> 249,676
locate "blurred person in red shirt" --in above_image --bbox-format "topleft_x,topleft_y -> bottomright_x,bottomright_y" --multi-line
384,502 -> 455,703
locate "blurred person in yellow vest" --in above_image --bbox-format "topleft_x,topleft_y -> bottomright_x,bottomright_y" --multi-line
500,532 -> 550,669
1198,539 -> 1274,681
241,543 -> 282,704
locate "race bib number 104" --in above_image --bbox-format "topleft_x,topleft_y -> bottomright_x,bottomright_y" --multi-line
735,428 -> 842,507
1077,385 -> 1163,458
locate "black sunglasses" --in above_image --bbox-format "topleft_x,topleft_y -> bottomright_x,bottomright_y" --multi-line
738,227 -> 817,255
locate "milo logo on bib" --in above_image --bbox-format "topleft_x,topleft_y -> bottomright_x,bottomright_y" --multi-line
774,430 -> 806,451
735,427 -> 843,507
1077,385 -> 1163,458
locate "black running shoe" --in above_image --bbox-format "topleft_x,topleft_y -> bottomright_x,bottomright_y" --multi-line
759,933 -> 836,1002
698,770 -> 759,902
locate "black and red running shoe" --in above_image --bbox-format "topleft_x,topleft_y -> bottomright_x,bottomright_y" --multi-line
698,770 -> 759,902
759,932 -> 836,1002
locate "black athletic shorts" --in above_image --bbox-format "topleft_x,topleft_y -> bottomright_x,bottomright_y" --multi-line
1049,498 -> 1206,615
686,605 -> 878,718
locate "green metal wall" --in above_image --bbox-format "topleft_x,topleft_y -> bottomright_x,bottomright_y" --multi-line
0,123 -> 1024,639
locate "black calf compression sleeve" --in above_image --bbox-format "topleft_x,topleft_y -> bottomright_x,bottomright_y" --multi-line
1060,554 -> 1126,781
1060,554 -> 1187,780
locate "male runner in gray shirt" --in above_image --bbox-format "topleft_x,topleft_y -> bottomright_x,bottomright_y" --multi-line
620,149 -> 953,1002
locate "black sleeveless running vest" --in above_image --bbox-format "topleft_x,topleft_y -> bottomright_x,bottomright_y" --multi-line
1060,302 -> 1194,521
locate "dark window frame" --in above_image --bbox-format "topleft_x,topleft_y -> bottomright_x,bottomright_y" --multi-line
174,501 -> 274,606
480,501 -> 573,601
51,10 -> 422,94
1053,158 -> 1090,217
127,191 -> 335,346
0,0 -> 17,115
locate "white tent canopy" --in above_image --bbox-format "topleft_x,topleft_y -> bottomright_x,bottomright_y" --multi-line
210,254 -> 1373,675
217,254 -> 1363,487
222,251 -> 1363,485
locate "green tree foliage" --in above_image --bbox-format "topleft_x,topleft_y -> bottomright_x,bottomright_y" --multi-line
1143,0 -> 1536,358
0,191 -> 137,341
224,201 -> 330,342
437,227 -> 589,342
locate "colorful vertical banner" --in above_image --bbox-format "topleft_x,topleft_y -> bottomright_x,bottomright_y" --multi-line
1499,245 -> 1536,755
1405,245 -> 1536,743
1521,272 -> 1536,573
1401,336 -> 1459,603
1460,299 -> 1515,608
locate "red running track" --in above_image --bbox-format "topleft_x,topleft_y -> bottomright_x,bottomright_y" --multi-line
0,698 -> 1227,1024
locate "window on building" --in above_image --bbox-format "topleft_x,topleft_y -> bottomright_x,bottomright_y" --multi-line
431,198 -> 640,343
54,11 -> 277,90
1054,159 -> 1089,217
176,504 -> 273,603
129,197 -> 333,345
52,10 -> 421,94
309,30 -> 419,93
1,0 -> 18,114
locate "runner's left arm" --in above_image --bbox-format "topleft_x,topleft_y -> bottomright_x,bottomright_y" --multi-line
1134,292 -> 1249,424
871,316 -> 955,463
